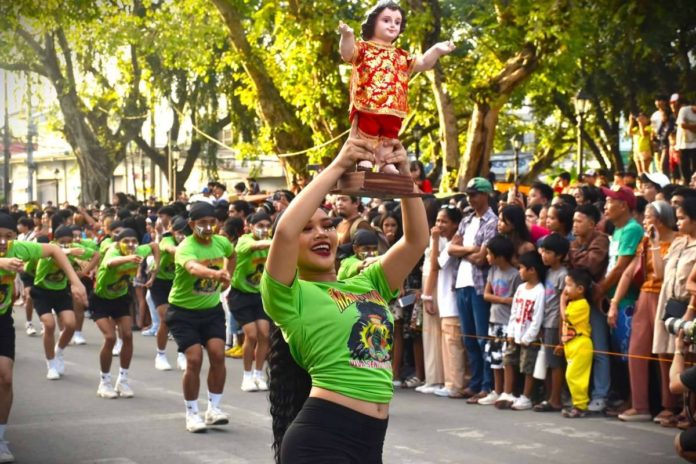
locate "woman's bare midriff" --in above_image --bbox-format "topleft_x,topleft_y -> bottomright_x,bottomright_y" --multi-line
310,386 -> 390,419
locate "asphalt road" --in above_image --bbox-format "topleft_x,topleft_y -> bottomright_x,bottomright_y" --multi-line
7,308 -> 679,464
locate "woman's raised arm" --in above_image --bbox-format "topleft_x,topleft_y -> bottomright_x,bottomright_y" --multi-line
265,138 -> 375,286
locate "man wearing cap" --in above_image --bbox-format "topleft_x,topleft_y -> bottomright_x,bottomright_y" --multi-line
31,225 -> 97,381
584,170 -> 597,187
676,97 -> 696,183
641,172 -> 670,203
0,213 -> 88,463
92,228 -> 159,400
592,186 -> 644,412
228,211 -> 273,393
167,202 -> 234,433
337,229 -> 380,280
448,177 -> 498,402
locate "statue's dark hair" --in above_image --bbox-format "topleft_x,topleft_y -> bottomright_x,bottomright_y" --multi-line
268,326 -> 312,463
361,1 -> 407,41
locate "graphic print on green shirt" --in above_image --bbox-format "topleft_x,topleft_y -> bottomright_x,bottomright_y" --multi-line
168,234 -> 232,310
231,234 -> 268,294
260,263 -> 398,403
0,241 -> 43,314
156,235 -> 177,281
94,244 -> 152,299
34,243 -> 95,290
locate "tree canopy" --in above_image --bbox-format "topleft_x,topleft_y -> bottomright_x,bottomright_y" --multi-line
0,0 -> 694,201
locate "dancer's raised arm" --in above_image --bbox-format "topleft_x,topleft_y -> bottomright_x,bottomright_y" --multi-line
266,137 -> 375,286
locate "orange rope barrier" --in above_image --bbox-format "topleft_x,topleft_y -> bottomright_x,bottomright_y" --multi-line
458,333 -> 692,364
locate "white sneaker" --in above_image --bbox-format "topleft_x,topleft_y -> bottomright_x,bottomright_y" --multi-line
255,376 -> 269,391
433,386 -> 456,397
115,378 -> 134,398
155,354 -> 172,371
478,391 -> 500,405
112,338 -> 123,356
494,392 -> 516,410
71,332 -> 86,345
177,352 -> 187,370
204,407 -> 230,426
186,413 -> 207,433
0,439 -> 14,463
97,380 -> 118,399
415,383 -> 441,394
588,398 -> 607,412
54,347 -> 65,375
511,395 -> 533,410
25,321 -> 37,337
46,362 -> 60,381
241,376 -> 259,392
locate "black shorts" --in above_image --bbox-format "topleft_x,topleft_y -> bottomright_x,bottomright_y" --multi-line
281,397 -> 388,464
227,289 -> 269,327
90,293 -> 132,321
0,311 -> 15,360
30,286 -> 73,317
543,328 -> 564,369
149,278 -> 173,307
681,427 -> 696,453
19,272 -> 34,288
80,276 -> 94,298
166,304 -> 226,352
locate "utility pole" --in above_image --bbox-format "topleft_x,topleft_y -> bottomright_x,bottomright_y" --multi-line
3,71 -> 11,206
26,74 -> 35,203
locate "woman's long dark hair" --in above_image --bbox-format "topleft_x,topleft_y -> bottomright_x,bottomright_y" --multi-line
361,1 -> 407,41
501,204 -> 531,244
268,325 -> 312,463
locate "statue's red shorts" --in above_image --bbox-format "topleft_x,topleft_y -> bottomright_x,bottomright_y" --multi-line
350,110 -> 403,140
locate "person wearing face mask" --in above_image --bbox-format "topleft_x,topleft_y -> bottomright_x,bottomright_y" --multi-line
166,202 -> 234,433
31,226 -> 98,380
151,216 -> 190,372
0,213 -> 88,463
337,229 -> 380,280
228,211 -> 273,393
91,228 -> 159,400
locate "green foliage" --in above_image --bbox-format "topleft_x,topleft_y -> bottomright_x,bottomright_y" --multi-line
1,0 -> 694,193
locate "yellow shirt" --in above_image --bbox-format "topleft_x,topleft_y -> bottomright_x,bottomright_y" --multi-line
562,298 -> 591,343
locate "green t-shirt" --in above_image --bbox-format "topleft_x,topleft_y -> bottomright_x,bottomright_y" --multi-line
156,235 -> 177,281
99,237 -> 114,255
94,244 -> 152,299
34,243 -> 95,291
337,255 -> 362,280
0,241 -> 43,314
260,263 -> 398,403
608,217 -> 644,301
231,234 -> 268,294
24,257 -> 39,277
78,239 -> 99,251
168,235 -> 233,310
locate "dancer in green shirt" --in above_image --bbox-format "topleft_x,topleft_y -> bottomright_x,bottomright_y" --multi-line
91,228 -> 159,400
0,213 -> 87,463
167,202 -> 234,433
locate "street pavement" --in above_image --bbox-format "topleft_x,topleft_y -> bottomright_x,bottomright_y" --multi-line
7,307 -> 679,464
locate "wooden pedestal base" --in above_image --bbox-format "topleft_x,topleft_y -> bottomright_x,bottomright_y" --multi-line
332,171 -> 426,199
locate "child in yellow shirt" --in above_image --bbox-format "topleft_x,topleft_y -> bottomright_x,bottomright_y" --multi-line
555,269 -> 593,418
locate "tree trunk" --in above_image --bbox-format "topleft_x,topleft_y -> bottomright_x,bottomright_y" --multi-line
456,44 -> 538,190
457,104 -> 500,191
211,0 -> 312,178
